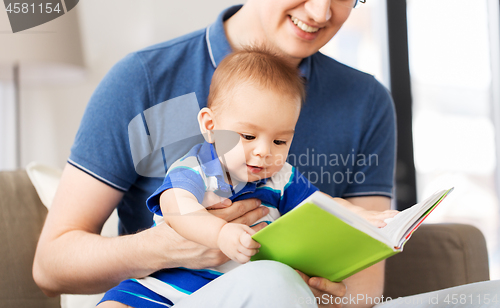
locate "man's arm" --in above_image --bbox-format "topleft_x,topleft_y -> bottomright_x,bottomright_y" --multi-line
298,195 -> 391,308
33,163 -> 266,296
343,195 -> 390,307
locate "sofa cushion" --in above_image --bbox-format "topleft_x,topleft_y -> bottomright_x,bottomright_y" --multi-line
0,170 -> 60,308
384,223 -> 490,298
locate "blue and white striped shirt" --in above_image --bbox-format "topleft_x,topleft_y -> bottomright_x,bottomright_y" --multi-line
134,141 -> 318,304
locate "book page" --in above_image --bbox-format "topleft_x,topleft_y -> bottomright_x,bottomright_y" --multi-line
308,192 -> 395,247
379,189 -> 448,247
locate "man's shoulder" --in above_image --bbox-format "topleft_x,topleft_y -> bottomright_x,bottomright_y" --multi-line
138,28 -> 207,56
309,52 -> 392,108
105,28 -> 208,79
311,52 -> 377,83
118,28 -> 207,70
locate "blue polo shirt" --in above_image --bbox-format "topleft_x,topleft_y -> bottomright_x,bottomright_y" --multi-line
69,5 -> 396,235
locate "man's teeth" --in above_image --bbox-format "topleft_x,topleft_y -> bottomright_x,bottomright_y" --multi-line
291,16 -> 319,33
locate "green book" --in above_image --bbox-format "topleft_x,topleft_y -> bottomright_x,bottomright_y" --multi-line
251,188 -> 454,282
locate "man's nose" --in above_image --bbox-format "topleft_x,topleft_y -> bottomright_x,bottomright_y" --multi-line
304,0 -> 332,23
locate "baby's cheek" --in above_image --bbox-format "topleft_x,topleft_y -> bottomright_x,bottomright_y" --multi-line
275,151 -> 289,165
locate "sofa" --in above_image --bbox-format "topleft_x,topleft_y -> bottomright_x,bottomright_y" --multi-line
0,169 -> 490,307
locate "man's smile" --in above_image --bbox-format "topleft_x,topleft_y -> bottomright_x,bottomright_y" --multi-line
290,16 -> 320,33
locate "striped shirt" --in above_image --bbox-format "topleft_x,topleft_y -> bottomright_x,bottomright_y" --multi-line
121,141 -> 318,306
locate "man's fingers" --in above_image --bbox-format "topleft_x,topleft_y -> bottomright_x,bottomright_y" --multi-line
250,221 -> 268,232
310,277 -> 347,298
231,204 -> 268,226
209,198 -> 262,222
381,210 -> 399,217
202,191 -> 231,209
295,271 -> 323,298
242,225 -> 256,236
205,198 -> 231,210
295,270 -> 310,283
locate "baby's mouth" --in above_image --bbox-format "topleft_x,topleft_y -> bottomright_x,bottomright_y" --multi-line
247,164 -> 263,174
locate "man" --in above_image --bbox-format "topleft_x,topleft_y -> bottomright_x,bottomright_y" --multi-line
34,1 -> 393,307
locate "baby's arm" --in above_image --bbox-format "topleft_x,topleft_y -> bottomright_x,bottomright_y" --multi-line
320,192 -> 398,228
160,189 -> 260,263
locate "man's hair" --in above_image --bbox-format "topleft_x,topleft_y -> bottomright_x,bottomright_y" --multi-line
207,46 -> 305,111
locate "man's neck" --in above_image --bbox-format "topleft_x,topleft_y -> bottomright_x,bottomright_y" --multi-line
224,5 -> 258,51
223,4 -> 302,67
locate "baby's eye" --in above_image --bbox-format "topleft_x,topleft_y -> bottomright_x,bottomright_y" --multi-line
241,134 -> 255,140
274,140 -> 287,145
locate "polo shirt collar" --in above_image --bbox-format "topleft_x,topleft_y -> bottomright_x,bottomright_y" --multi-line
196,141 -> 224,178
205,6 -> 238,68
196,141 -> 267,196
206,5 -> 312,80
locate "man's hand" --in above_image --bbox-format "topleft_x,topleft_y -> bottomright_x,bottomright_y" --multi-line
349,207 -> 398,228
202,191 -> 232,209
296,270 -> 347,308
152,222 -> 229,270
217,223 -> 260,264
208,198 -> 269,232
167,197 -> 268,269
332,196 -> 398,228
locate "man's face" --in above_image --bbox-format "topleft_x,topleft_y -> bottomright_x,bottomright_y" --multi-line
250,0 -> 354,64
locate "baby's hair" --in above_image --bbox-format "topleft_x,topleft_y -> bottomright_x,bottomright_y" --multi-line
207,45 -> 305,112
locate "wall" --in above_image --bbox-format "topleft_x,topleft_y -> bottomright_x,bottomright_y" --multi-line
19,0 -> 242,170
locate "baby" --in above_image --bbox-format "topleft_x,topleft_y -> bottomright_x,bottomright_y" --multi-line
98,47 -> 397,307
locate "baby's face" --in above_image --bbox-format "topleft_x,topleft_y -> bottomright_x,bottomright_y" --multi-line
213,83 -> 301,183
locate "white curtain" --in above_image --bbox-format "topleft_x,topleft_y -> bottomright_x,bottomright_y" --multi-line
0,81 -> 16,171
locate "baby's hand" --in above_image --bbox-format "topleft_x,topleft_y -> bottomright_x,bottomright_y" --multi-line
217,223 -> 260,263
350,206 -> 399,228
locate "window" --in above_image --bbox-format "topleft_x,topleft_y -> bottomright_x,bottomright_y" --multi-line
321,0 -> 390,88
407,0 -> 500,279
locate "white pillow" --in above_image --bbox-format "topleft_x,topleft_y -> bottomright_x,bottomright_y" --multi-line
26,162 -> 62,210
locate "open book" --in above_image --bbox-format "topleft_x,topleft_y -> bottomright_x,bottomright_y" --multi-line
251,188 -> 454,282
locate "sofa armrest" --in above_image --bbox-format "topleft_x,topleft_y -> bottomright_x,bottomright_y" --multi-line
0,170 -> 60,308
384,223 -> 489,298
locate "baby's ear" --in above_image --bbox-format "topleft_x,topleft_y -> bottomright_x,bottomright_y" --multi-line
197,107 -> 215,143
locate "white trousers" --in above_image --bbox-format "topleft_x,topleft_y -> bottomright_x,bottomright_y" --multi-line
172,260 -> 500,308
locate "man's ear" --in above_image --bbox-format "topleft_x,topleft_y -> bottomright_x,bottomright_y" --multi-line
198,107 -> 215,143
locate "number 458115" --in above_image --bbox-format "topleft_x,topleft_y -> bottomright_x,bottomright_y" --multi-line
444,294 -> 498,305
6,3 -> 61,14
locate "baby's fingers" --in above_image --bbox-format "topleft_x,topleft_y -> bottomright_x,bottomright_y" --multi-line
233,253 -> 251,264
238,246 -> 259,257
240,232 -> 261,249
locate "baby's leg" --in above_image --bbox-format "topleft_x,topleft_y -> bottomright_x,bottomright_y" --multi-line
96,300 -> 133,308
